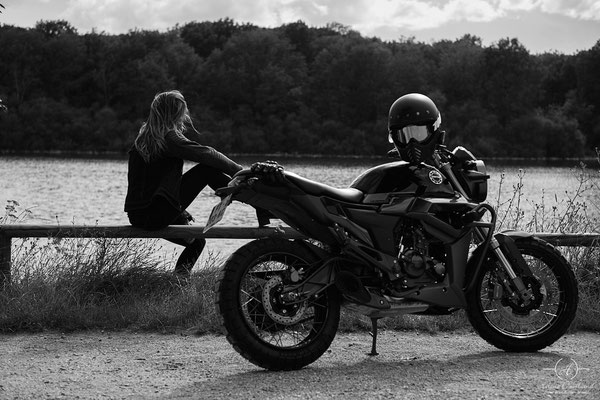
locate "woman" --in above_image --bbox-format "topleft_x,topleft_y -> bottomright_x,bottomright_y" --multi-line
124,90 -> 243,276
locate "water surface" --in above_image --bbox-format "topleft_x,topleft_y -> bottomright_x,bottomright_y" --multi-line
2,155 -> 597,266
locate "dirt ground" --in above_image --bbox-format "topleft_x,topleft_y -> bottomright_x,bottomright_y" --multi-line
0,330 -> 598,399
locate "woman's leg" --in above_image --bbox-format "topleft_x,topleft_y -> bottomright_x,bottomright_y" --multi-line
179,164 -> 273,226
173,236 -> 205,276
128,198 -> 202,276
179,164 -> 231,210
169,165 -> 231,276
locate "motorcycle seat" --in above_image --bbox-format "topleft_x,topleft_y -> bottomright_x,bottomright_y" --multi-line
285,171 -> 364,203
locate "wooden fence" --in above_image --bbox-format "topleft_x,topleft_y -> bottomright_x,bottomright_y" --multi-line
0,224 -> 598,284
0,224 -> 304,283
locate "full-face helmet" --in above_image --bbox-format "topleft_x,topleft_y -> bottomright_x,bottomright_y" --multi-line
388,93 -> 443,164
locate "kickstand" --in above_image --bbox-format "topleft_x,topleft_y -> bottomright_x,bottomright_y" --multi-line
368,317 -> 380,356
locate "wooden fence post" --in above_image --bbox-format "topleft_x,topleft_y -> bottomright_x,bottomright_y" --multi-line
0,234 -> 11,284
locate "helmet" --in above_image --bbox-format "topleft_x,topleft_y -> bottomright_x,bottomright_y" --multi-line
388,93 -> 443,164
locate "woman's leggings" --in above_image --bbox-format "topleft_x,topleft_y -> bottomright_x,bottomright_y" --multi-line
129,164 -> 232,275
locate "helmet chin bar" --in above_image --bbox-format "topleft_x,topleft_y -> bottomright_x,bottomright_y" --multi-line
394,129 -> 444,165
398,144 -> 424,164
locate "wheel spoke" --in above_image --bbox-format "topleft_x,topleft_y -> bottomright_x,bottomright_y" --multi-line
483,308 -> 498,313
240,289 -> 260,307
239,256 -> 331,349
479,247 -> 566,338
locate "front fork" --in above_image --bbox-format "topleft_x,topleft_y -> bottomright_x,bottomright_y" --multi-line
434,152 -> 535,303
488,235 -> 535,303
467,205 -> 534,304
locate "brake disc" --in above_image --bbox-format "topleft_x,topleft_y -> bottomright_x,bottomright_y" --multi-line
261,276 -> 307,325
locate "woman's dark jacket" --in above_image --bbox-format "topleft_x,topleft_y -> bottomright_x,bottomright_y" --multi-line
124,130 -> 242,214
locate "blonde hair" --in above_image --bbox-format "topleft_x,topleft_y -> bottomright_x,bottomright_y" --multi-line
134,90 -> 192,162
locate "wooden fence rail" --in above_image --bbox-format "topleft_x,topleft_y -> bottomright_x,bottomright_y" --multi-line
0,224 -> 305,283
0,224 -> 598,283
530,233 -> 600,247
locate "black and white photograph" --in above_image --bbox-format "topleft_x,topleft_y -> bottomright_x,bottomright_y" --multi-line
1,1 -> 599,398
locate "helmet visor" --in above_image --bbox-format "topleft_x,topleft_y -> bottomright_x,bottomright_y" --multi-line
391,125 -> 432,145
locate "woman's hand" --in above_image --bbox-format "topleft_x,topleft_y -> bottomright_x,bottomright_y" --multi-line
250,160 -> 285,182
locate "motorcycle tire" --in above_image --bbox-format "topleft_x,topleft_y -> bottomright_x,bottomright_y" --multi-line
466,237 -> 578,352
216,237 -> 341,370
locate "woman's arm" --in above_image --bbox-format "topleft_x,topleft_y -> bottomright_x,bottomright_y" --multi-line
183,129 -> 206,144
164,131 -> 243,176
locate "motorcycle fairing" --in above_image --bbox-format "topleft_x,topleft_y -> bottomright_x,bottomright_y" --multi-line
350,161 -> 455,204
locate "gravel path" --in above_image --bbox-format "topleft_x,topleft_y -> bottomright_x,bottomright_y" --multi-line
1,330 -> 598,399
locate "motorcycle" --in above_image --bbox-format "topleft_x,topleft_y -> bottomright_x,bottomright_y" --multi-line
207,143 -> 578,371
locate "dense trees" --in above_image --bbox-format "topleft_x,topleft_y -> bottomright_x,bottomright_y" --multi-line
0,19 -> 598,158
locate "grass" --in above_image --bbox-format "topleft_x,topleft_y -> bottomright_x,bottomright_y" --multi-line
0,232 -> 224,333
1,153 -> 599,334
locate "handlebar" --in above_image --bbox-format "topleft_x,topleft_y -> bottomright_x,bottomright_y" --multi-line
432,147 -> 471,200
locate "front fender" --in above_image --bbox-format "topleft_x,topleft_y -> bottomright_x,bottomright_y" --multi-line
465,230 -> 534,292
498,229 -> 533,240
495,231 -> 533,276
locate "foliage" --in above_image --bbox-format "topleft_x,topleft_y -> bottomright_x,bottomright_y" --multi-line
0,20 -> 599,157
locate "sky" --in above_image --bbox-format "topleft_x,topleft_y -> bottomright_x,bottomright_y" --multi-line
1,0 -> 599,54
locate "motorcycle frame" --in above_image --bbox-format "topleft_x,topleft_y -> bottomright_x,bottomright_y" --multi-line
225,148 -> 535,314
231,175 -> 498,311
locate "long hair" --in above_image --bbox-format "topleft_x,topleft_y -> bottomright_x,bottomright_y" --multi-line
134,90 -> 192,162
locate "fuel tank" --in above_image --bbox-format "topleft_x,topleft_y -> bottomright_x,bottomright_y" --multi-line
349,161 -> 455,204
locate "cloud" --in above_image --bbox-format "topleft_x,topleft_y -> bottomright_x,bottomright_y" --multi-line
496,0 -> 600,19
62,0 -> 334,32
389,0 -> 502,30
54,0 -> 600,35
539,0 -> 600,20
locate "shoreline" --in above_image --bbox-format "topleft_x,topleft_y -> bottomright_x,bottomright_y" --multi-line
1,149 -> 598,164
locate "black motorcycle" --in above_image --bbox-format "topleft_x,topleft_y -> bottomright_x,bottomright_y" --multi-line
207,144 -> 578,371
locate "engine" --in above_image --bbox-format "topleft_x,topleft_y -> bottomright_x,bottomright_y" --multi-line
394,222 -> 446,288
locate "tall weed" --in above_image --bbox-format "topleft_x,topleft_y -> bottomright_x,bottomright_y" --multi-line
492,152 -> 600,331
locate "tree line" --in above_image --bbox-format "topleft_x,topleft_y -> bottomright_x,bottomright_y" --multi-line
0,18 -> 599,158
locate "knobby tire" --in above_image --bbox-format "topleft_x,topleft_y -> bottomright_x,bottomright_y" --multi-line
466,237 -> 578,352
216,238 -> 340,370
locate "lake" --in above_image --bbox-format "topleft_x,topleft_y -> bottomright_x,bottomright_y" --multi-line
1,154 -> 598,266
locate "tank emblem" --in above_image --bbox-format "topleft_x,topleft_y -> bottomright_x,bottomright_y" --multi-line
429,170 -> 444,185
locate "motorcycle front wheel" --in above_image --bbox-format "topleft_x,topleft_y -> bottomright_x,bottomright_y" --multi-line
466,237 -> 578,352
216,238 -> 340,370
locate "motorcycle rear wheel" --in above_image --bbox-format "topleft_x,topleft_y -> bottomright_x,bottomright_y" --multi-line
216,238 -> 340,370
466,237 -> 578,352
